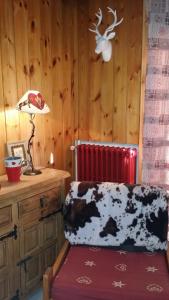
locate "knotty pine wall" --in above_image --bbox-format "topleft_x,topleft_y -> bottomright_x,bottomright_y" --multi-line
0,0 -> 146,177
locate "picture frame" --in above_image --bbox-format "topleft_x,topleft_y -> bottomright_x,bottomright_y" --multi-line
7,140 -> 29,167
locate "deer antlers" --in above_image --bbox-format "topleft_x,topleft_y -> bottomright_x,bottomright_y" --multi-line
89,7 -> 123,40
104,7 -> 123,38
89,8 -> 102,38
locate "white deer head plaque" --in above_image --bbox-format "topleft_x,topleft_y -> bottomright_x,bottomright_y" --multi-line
89,7 -> 123,62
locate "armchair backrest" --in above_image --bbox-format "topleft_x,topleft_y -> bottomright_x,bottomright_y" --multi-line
63,182 -> 168,252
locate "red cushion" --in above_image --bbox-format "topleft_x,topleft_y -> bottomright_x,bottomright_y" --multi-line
51,246 -> 169,300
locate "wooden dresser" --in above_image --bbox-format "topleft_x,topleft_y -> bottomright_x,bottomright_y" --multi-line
0,168 -> 70,300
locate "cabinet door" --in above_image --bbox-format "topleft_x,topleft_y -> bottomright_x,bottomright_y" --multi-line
0,271 -> 9,300
20,253 -> 42,296
0,235 -> 19,271
41,215 -> 57,246
20,223 -> 41,257
57,213 -> 65,251
0,231 -> 20,299
42,243 -> 58,274
0,240 -> 9,272
0,268 -> 19,300
0,205 -> 12,232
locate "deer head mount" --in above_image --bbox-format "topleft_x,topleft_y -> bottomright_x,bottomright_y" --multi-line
89,7 -> 123,62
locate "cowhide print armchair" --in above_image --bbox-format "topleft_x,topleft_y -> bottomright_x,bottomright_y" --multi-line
43,182 -> 169,300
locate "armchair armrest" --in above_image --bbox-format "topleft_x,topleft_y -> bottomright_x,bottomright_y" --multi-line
52,239 -> 70,277
43,240 -> 70,300
43,267 -> 53,300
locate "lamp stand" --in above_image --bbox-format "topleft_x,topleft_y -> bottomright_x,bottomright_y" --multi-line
24,114 -> 41,176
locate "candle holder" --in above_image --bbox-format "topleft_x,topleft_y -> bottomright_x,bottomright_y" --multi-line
48,152 -> 54,168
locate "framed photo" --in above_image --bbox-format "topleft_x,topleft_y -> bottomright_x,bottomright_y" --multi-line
7,140 -> 29,167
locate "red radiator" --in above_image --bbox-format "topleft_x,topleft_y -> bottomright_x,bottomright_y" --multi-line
77,144 -> 137,184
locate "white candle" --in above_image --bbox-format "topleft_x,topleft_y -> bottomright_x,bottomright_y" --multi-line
50,152 -> 54,164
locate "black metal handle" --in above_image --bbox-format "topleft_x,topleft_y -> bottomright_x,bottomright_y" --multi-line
39,195 -> 47,208
39,207 -> 62,221
0,225 -> 17,241
11,289 -> 20,300
17,255 -> 32,273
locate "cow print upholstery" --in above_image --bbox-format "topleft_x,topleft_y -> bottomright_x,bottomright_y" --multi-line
63,182 -> 168,252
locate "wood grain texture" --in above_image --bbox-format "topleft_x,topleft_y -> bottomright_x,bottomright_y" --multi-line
0,0 -> 19,143
0,0 -> 145,178
13,0 -> 30,142
27,0 -> 44,168
77,0 -> 90,140
0,168 -> 70,201
0,33 -> 6,174
50,0 -> 64,170
62,0 -> 76,175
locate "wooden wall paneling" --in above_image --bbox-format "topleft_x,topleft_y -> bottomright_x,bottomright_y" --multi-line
72,0 -> 78,143
51,0 -> 64,170
99,0 -> 115,142
71,0 -> 79,179
40,0 -> 53,167
27,0 -> 44,168
0,34 -> 6,175
77,0 -> 90,141
126,0 -> 143,145
0,0 -> 20,142
13,0 -> 31,141
88,0 -> 103,141
112,0 -> 127,143
62,0 -> 76,174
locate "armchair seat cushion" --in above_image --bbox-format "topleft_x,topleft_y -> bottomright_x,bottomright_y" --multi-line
51,245 -> 169,300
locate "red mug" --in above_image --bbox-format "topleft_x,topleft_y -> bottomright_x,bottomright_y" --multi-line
4,156 -> 22,182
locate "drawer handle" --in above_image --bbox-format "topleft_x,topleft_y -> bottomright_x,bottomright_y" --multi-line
11,289 -> 20,300
40,195 -> 47,208
0,224 -> 17,241
17,255 -> 32,273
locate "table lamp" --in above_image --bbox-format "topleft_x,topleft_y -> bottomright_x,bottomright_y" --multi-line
16,90 -> 50,175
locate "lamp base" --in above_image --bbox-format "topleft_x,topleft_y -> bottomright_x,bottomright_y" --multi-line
23,169 -> 42,176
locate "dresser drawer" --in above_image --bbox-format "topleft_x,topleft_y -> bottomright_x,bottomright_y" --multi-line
18,195 -> 40,224
40,187 -> 62,217
18,187 -> 61,221
0,206 -> 12,229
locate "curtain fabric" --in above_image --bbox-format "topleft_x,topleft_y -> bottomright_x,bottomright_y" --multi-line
142,0 -> 169,189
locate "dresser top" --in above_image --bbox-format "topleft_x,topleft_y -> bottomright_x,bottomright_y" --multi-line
0,168 -> 70,202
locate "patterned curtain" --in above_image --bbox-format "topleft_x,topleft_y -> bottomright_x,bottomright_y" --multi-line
142,0 -> 169,189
